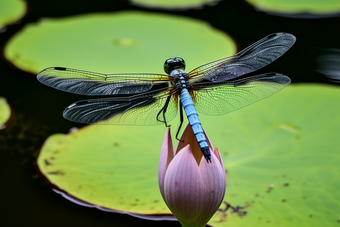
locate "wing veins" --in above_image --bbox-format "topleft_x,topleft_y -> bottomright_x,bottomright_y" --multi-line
188,33 -> 296,82
37,67 -> 171,96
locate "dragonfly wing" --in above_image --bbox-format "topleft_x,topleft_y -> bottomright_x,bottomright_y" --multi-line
37,67 -> 170,96
63,88 -> 178,125
192,73 -> 290,115
188,33 -> 296,82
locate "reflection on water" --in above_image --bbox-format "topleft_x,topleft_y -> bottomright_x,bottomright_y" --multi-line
316,48 -> 340,83
52,188 -> 177,221
129,0 -> 221,11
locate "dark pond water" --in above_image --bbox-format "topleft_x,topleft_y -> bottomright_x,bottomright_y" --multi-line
0,0 -> 339,226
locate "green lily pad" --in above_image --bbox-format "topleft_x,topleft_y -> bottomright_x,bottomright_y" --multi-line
245,0 -> 340,17
208,84 -> 340,226
38,125 -> 170,214
0,97 -> 10,129
37,84 -> 340,226
130,0 -> 221,10
0,0 -> 26,29
5,11 -> 236,74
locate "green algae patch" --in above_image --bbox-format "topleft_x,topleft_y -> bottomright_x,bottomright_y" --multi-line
0,0 -> 26,29
37,84 -> 340,224
246,0 -> 340,17
130,0 -> 220,10
5,11 -> 236,75
0,97 -> 10,128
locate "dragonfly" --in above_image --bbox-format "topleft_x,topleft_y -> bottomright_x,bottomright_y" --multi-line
37,32 -> 296,163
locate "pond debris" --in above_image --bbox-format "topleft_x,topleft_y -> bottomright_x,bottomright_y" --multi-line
267,184 -> 274,193
218,201 -> 248,217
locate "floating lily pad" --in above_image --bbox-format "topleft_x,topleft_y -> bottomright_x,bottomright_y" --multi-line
209,84 -> 340,226
130,0 -> 221,10
246,0 -> 340,18
37,84 -> 340,226
38,125 -> 171,215
5,11 -> 236,75
0,97 -> 10,129
0,0 -> 26,30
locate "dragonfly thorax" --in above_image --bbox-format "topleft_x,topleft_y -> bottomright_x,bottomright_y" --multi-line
164,57 -> 186,74
170,69 -> 190,90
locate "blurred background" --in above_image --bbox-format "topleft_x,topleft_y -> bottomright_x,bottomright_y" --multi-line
1,0 -> 340,226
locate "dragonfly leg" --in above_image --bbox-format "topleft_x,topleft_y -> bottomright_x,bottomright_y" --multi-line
156,106 -> 166,123
175,102 -> 184,143
156,95 -> 172,127
162,96 -> 171,127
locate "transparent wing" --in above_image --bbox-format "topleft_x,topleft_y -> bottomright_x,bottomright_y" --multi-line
188,33 -> 296,82
191,73 -> 290,115
37,67 -> 171,96
62,87 -> 179,125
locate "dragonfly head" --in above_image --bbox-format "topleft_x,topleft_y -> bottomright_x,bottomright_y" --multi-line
164,57 -> 186,74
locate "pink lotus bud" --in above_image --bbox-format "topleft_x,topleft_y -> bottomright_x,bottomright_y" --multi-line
158,124 -> 226,227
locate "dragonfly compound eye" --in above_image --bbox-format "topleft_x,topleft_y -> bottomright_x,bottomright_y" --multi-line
164,57 -> 186,74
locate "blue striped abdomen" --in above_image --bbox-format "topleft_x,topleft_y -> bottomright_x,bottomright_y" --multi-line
180,88 -> 211,161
